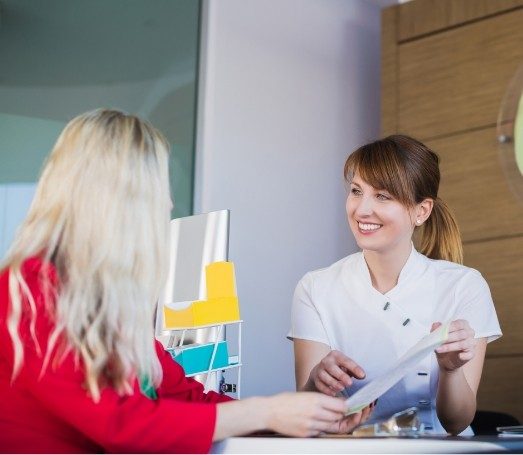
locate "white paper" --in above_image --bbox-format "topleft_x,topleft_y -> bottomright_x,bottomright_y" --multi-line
345,323 -> 449,414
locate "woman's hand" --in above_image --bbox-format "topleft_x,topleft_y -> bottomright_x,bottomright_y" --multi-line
214,392 -> 368,441
432,320 -> 477,372
264,392 -> 366,437
308,351 -> 365,396
326,402 -> 375,434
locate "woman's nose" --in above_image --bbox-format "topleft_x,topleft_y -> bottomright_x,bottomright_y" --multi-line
354,196 -> 374,217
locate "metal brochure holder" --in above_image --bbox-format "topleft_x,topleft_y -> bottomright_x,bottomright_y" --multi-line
155,210 -> 241,395
353,407 -> 425,437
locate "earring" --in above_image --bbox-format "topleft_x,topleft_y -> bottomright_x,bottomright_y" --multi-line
416,219 -> 422,225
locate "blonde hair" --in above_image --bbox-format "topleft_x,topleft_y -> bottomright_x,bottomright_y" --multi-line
3,109 -> 171,400
344,134 -> 463,264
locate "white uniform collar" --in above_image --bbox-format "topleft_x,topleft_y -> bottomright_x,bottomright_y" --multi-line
357,244 -> 425,297
396,244 -> 423,286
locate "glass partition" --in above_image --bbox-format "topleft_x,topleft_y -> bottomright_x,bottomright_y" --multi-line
498,63 -> 523,205
0,0 -> 201,257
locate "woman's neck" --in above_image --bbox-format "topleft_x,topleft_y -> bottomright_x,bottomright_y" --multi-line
363,243 -> 412,294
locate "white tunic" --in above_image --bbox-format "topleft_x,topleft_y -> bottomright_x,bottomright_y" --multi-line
288,247 -> 502,435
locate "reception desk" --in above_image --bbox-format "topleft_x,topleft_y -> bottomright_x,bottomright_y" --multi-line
212,435 -> 523,453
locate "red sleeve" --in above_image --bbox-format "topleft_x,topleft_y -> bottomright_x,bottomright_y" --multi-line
155,341 -> 234,404
19,356 -> 218,453
7,259 -> 229,453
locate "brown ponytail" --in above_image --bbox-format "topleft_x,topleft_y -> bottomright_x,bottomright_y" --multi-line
418,197 -> 463,264
344,134 -> 463,264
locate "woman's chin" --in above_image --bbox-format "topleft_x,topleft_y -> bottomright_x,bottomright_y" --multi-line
354,237 -> 382,252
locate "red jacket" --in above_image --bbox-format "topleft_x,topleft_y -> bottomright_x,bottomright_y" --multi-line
0,257 -> 232,453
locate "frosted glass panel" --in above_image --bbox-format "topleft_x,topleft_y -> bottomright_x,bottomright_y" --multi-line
0,114 -> 64,183
498,63 -> 523,206
515,93 -> 523,176
0,0 -> 200,218
0,183 -> 37,259
0,187 -> 5,257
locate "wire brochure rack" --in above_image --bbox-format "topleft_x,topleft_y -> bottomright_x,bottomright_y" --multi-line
160,261 -> 242,397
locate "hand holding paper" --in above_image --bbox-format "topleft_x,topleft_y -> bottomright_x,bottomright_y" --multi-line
344,323 -> 450,415
433,320 -> 476,372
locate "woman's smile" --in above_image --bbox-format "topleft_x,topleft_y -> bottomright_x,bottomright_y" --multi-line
357,221 -> 383,234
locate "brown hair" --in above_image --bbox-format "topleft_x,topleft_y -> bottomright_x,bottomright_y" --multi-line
344,134 -> 463,264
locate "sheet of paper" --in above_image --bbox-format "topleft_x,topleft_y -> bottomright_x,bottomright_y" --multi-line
345,323 -> 449,415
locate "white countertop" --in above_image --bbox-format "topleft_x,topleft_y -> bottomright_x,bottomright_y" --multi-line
212,434 -> 523,453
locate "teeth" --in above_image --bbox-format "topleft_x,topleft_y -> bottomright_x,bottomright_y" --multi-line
358,222 -> 381,231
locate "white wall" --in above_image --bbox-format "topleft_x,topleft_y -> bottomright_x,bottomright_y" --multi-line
195,0 -> 381,396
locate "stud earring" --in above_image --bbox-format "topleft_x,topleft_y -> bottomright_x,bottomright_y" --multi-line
416,219 -> 422,225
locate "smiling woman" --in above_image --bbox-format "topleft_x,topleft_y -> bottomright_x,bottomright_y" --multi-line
346,177 -> 426,267
344,135 -> 462,266
288,135 -> 502,436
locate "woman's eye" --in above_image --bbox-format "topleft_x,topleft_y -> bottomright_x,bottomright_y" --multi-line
351,188 -> 362,196
377,193 -> 391,201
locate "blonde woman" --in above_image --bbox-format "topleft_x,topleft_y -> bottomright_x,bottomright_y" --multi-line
289,135 -> 502,435
0,109 -> 369,453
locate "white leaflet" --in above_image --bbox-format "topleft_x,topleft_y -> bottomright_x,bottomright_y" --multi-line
345,323 -> 450,414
